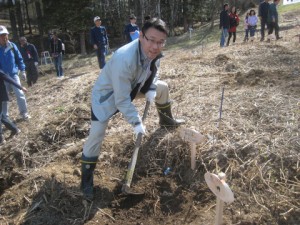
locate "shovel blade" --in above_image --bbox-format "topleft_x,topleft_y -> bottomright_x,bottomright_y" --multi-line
121,184 -> 145,196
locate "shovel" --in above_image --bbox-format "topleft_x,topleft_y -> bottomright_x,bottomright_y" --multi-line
121,101 -> 151,195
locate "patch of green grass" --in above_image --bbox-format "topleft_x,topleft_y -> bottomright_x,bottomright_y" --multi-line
278,2 -> 300,13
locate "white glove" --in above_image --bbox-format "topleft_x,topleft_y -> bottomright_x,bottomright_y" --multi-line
21,71 -> 26,81
34,62 -> 39,67
145,90 -> 156,103
134,123 -> 146,136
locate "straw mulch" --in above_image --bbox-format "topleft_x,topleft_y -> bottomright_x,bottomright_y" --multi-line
0,25 -> 299,225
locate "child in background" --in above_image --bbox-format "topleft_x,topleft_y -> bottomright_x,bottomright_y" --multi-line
0,70 -> 27,144
243,12 -> 250,42
248,9 -> 258,41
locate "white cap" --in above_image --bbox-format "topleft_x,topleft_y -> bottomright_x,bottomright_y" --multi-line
93,16 -> 101,22
0,25 -> 9,35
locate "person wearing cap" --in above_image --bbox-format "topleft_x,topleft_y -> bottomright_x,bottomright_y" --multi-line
19,37 -> 39,87
80,18 -> 185,200
50,32 -> 64,78
90,16 -> 108,69
124,15 -> 139,43
0,25 -> 30,121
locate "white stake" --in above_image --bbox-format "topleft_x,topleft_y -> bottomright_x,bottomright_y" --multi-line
180,127 -> 205,170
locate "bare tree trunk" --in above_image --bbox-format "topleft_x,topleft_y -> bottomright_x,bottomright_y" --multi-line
210,0 -> 219,28
16,1 -> 24,36
80,32 -> 87,55
9,8 -> 18,41
35,1 -> 44,51
24,0 -> 32,34
169,0 -> 175,36
156,0 -> 161,18
183,0 -> 188,32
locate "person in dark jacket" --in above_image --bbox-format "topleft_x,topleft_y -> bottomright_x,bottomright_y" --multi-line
267,0 -> 281,41
219,3 -> 230,47
258,0 -> 270,41
90,16 -> 108,69
50,32 -> 64,78
124,15 -> 139,43
19,37 -> 39,87
0,70 -> 27,144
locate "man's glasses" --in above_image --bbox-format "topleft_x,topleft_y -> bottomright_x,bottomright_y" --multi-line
143,33 -> 166,48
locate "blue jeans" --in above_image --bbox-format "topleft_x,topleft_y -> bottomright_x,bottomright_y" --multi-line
96,45 -> 106,69
2,74 -> 28,118
53,53 -> 63,76
220,28 -> 228,47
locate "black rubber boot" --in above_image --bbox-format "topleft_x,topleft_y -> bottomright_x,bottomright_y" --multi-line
156,102 -> 185,127
81,154 -> 98,201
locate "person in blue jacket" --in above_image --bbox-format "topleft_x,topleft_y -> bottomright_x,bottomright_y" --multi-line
124,15 -> 140,43
90,16 -> 108,69
19,36 -> 39,87
0,69 -> 27,144
0,25 -> 30,121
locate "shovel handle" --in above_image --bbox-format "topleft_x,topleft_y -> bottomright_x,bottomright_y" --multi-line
123,101 -> 151,189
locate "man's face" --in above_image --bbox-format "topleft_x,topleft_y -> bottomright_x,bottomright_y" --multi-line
95,20 -> 101,26
0,33 -> 8,46
225,5 -> 229,11
19,38 -> 27,47
139,27 -> 167,60
130,18 -> 136,24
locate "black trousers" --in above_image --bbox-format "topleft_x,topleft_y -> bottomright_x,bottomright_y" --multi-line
25,61 -> 38,87
227,32 -> 236,45
268,22 -> 279,39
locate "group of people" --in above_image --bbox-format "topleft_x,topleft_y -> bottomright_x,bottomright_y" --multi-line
219,0 -> 281,47
0,25 -> 30,144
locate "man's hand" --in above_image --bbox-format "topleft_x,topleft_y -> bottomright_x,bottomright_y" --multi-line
134,123 -> 146,136
21,71 -> 26,81
145,90 -> 156,103
34,62 -> 39,67
22,87 -> 28,93
93,44 -> 98,50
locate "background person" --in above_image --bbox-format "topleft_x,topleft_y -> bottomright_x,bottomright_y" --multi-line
0,70 -> 27,144
0,25 -> 30,121
90,16 -> 108,69
219,3 -> 230,47
258,0 -> 270,41
80,18 -> 185,200
227,6 -> 239,46
124,15 -> 140,43
248,9 -> 258,41
267,0 -> 281,41
19,37 -> 39,87
50,32 -> 64,78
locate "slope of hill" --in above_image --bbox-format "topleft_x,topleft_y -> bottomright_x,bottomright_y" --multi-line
0,7 -> 300,225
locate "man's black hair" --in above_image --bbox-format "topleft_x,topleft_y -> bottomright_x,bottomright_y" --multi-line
142,18 -> 169,36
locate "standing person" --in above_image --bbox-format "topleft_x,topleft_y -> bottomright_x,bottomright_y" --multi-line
243,12 -> 250,42
90,16 -> 108,69
219,3 -> 230,47
124,15 -> 140,43
267,0 -> 281,41
19,37 -> 39,87
258,0 -> 270,41
248,10 -> 258,41
50,32 -> 64,78
0,70 -> 27,144
80,18 -> 185,200
0,25 -> 30,121
227,6 -> 240,46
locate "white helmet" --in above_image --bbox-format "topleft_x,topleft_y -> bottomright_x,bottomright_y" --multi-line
0,25 -> 9,35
